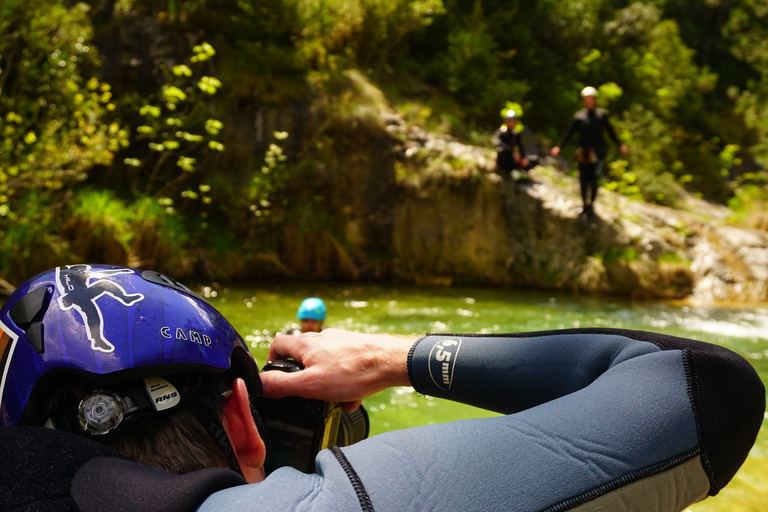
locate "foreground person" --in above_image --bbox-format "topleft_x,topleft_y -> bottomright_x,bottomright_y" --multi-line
0,264 -> 764,512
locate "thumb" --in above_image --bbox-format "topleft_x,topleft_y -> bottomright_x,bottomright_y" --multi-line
259,369 -> 310,400
259,370 -> 291,399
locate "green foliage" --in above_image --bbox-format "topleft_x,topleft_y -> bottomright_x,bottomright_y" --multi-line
247,132 -> 290,220
3,0 -> 768,282
727,171 -> 768,231
734,80 -> 768,166
0,0 -> 127,221
0,193 -> 71,281
125,41 -> 224,198
68,189 -> 190,272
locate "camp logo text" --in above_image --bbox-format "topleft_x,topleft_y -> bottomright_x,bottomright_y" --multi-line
428,337 -> 462,391
160,326 -> 212,346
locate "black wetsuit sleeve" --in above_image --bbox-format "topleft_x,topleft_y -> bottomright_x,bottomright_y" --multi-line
558,116 -> 579,148
602,111 -> 621,146
492,129 -> 512,153
513,131 -> 526,159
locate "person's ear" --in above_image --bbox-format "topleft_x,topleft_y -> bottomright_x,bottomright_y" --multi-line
221,377 -> 267,483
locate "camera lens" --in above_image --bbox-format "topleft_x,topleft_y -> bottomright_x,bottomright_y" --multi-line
337,407 -> 369,447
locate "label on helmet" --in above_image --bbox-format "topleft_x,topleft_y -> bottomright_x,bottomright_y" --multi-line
144,377 -> 180,411
55,265 -> 145,354
427,337 -> 462,391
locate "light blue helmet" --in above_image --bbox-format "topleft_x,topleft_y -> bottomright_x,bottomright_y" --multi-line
297,298 -> 326,321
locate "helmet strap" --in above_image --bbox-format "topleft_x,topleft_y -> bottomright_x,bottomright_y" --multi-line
184,396 -> 244,477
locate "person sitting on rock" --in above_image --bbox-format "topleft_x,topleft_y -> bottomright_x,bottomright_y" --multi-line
493,110 -> 537,181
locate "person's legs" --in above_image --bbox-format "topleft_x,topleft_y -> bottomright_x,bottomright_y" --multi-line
496,151 -> 516,179
579,162 -> 599,215
578,163 -> 590,205
589,159 -> 605,205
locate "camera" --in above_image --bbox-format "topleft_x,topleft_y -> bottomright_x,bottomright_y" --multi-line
254,360 -> 370,473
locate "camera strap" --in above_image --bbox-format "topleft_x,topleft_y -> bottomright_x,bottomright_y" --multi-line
185,396 -> 244,477
249,403 -> 280,476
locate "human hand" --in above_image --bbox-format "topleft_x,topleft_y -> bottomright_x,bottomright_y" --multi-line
619,144 -> 629,155
259,329 -> 416,412
550,146 -> 561,157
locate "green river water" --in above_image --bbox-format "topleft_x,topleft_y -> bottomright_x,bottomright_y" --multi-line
208,282 -> 768,512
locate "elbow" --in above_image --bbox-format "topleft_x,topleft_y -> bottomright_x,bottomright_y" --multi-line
684,344 -> 765,495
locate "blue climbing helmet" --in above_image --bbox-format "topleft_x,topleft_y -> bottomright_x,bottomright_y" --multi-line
297,297 -> 326,321
0,264 -> 261,429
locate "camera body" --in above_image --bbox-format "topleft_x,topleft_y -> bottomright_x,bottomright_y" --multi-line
254,360 -> 369,473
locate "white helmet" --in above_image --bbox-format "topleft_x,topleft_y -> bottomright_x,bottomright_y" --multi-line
580,86 -> 598,98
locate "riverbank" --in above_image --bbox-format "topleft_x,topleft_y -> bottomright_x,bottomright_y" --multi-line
3,77 -> 767,304
345,107 -> 768,304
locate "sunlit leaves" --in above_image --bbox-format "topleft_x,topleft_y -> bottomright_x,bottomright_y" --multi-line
121,42 -> 226,206
177,156 -> 197,172
248,132 -> 290,219
172,64 -> 193,77
191,42 -> 216,62
197,76 -> 222,94
204,119 -> 222,135
140,105 -> 162,118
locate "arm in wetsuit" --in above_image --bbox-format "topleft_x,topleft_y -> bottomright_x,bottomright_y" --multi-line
203,328 -> 764,512
600,110 -> 621,147
558,114 -> 581,149
2,329 -> 762,512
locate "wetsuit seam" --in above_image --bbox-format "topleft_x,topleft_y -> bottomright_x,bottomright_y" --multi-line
540,447 -> 701,512
681,348 -> 716,493
330,446 -> 374,512
406,336 -> 426,388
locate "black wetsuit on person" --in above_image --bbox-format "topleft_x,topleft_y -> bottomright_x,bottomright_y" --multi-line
493,126 -> 535,177
558,108 -> 621,212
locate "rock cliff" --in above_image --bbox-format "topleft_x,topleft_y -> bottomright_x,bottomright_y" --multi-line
379,112 -> 768,303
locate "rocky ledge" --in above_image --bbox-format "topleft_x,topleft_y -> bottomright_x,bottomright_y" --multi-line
383,113 -> 768,304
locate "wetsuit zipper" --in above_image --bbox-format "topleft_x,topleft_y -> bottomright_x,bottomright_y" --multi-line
331,445 -> 375,512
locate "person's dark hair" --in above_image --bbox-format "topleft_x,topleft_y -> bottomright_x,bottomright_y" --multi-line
43,374 -> 230,474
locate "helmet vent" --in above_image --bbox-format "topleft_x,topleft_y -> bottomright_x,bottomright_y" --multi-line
141,270 -> 209,304
9,285 -> 53,354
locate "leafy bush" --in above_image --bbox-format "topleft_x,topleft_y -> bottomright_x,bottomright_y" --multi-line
0,0 -> 127,224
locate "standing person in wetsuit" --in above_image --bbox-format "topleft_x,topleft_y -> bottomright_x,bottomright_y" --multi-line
550,86 -> 629,216
494,110 -> 536,181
